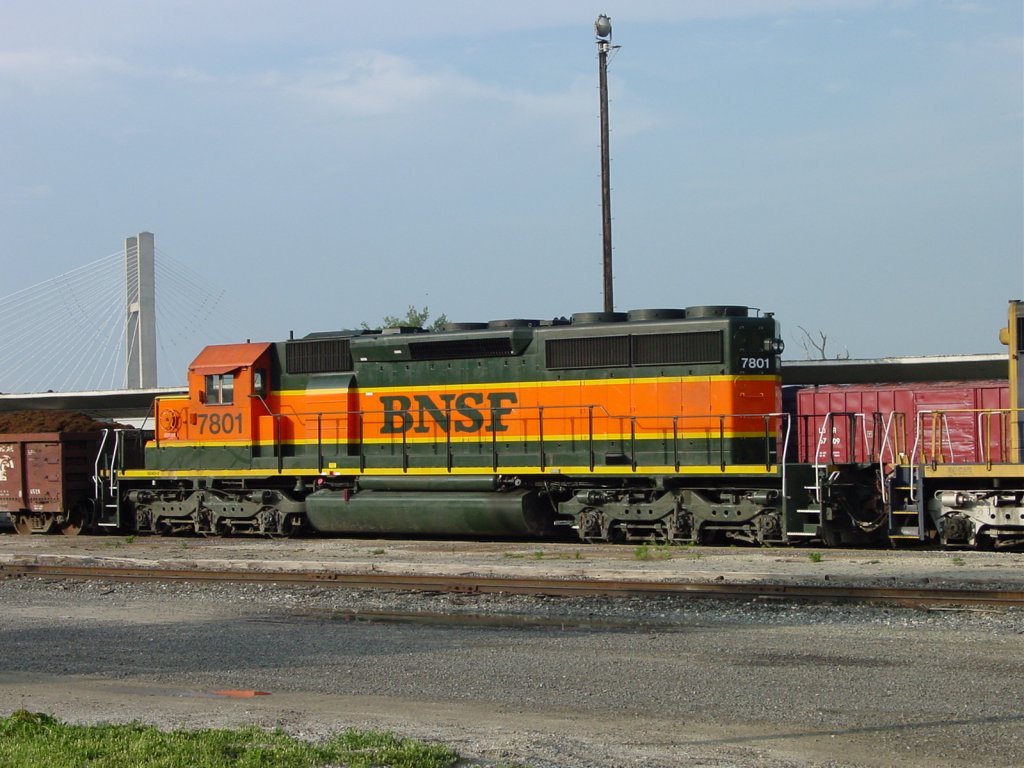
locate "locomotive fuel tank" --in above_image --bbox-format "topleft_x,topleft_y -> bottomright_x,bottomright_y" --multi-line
305,475 -> 555,537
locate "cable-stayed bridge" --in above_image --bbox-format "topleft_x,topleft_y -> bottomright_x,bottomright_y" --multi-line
0,233 -> 250,395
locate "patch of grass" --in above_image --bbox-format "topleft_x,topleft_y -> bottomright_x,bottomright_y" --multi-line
124,535 -> 136,544
530,550 -> 545,560
558,550 -> 583,561
633,542 -> 672,561
502,552 -> 526,559
952,556 -> 966,566
807,551 -> 823,563
0,710 -> 460,768
370,548 -> 386,556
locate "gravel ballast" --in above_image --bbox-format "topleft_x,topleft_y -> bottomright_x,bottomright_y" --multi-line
2,549 -> 1023,768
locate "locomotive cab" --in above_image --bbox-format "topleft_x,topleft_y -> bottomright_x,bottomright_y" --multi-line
150,342 -> 272,469
188,342 -> 271,444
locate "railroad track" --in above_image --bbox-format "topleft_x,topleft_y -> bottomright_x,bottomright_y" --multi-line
2,561 -> 1022,608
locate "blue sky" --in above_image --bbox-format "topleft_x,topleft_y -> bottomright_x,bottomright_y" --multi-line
1,0 -> 1021,371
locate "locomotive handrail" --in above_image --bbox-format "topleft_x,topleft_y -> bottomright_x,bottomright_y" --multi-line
808,413 -> 834,504
908,423 -> 922,472
878,411 -> 899,505
779,412 -> 792,490
810,411 -> 871,464
806,412 -> 873,505
976,409 -> 1012,467
911,408 -> 999,469
93,428 -> 112,498
250,402 -> 785,476
927,411 -> 957,466
93,428 -> 123,524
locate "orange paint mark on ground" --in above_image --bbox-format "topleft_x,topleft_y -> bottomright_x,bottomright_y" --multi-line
210,689 -> 271,698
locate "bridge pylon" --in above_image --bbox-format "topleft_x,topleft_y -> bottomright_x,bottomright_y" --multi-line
124,231 -> 157,389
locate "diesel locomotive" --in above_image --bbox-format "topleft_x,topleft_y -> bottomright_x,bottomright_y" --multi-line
4,301 -> 1024,548
118,304 -> 797,545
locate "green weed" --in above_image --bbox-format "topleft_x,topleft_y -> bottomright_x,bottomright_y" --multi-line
634,542 -> 672,561
0,710 -> 459,768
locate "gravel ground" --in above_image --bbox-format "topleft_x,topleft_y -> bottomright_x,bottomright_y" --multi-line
3,535 -> 1024,590
2,565 -> 1023,768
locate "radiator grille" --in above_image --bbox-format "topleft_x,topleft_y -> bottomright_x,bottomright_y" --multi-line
285,338 -> 353,374
545,336 -> 630,369
632,331 -> 723,366
408,338 -> 515,361
547,331 -> 723,369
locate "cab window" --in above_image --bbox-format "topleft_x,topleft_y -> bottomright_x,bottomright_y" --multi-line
253,368 -> 267,397
204,373 -> 234,405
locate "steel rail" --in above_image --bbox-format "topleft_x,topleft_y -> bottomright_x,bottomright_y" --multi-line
1,562 -> 1022,608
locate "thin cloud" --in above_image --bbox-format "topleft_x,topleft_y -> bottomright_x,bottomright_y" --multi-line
276,51 -> 605,129
0,49 -> 130,83
2,183 -> 52,204
281,52 -> 483,117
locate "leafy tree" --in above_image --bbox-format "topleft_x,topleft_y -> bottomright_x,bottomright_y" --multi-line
364,305 -> 447,332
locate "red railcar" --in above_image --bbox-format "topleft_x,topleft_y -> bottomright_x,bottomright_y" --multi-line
0,432 -> 103,534
794,381 -> 1010,467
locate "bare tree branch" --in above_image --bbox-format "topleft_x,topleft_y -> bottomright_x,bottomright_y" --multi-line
797,326 -> 850,360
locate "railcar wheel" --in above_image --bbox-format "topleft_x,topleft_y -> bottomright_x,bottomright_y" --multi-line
59,504 -> 88,536
12,513 -> 54,535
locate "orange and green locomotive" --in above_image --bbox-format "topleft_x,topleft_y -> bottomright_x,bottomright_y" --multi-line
105,305 -> 803,544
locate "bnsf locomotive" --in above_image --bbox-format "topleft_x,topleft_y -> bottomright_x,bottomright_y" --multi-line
3,301 -> 1024,548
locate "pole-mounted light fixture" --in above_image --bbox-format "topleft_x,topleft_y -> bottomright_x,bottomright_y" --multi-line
595,14 -> 614,313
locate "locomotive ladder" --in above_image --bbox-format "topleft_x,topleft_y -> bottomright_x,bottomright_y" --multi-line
790,412 -> 871,540
879,411 -> 924,541
93,428 -> 123,529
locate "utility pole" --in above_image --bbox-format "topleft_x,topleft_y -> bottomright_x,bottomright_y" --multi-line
595,14 -> 616,313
